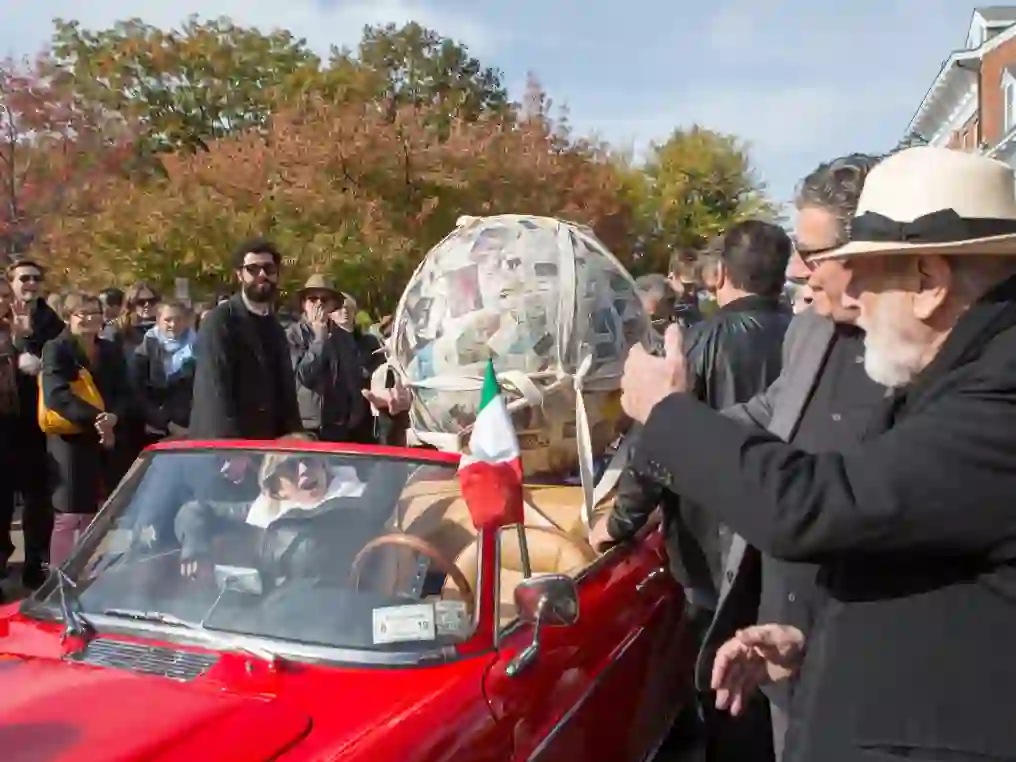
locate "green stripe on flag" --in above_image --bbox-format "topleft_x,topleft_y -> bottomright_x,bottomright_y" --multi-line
479,359 -> 500,410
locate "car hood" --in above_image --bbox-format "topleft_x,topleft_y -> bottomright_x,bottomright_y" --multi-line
0,656 -> 311,762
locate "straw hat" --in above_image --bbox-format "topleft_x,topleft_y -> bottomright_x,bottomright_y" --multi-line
814,147 -> 1016,261
296,274 -> 340,301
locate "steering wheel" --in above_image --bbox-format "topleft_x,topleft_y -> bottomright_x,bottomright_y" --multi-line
350,533 -> 475,619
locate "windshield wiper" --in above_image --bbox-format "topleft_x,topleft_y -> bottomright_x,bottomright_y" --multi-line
100,608 -> 280,665
56,568 -> 94,646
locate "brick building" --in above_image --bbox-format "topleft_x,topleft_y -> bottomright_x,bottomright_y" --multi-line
905,6 -> 1016,167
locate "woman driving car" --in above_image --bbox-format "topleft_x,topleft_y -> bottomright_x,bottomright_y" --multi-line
174,450 -> 389,587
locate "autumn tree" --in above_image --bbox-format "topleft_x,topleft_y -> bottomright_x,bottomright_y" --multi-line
626,126 -> 777,274
22,16 -> 778,298
0,56 -> 137,264
44,16 -> 325,154
43,89 -> 634,312
341,22 -> 510,123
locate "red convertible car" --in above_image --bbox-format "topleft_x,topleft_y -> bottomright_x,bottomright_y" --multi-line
0,440 -> 696,761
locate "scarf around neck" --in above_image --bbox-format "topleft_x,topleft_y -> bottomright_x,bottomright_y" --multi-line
148,326 -> 195,378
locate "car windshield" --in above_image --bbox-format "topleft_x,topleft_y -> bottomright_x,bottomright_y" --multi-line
25,448 -> 479,659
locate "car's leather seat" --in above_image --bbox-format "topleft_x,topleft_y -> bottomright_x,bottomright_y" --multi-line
444,525 -> 597,627
394,480 -> 606,563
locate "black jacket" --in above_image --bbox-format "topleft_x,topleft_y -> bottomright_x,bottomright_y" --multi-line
287,321 -> 381,437
609,295 -> 792,598
40,330 -> 132,433
11,297 -> 64,424
291,323 -> 381,442
188,294 -> 301,440
174,495 -> 386,585
41,331 -> 133,514
682,294 -> 792,411
130,331 -> 196,432
632,275 -> 1016,761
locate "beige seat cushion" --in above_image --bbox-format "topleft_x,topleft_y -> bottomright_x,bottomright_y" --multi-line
444,525 -> 597,627
395,478 -> 613,558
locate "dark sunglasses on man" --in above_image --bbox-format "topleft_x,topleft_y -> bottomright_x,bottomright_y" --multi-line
244,263 -> 278,277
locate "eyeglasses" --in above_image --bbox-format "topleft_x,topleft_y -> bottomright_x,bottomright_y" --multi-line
135,297 -> 159,307
17,274 -> 42,284
73,310 -> 102,319
243,263 -> 278,277
792,238 -> 842,264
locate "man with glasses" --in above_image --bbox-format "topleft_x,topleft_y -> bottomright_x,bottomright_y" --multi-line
4,258 -> 64,591
286,274 -> 366,441
690,153 -> 887,760
591,154 -> 885,761
188,239 -> 301,443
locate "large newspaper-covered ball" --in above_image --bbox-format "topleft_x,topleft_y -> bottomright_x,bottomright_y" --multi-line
390,214 -> 651,479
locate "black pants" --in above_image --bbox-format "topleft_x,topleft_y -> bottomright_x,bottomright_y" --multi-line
0,420 -> 53,571
685,602 -> 776,762
702,692 -> 774,762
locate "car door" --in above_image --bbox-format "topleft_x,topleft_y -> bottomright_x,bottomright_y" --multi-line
483,526 -> 684,761
625,527 -> 698,753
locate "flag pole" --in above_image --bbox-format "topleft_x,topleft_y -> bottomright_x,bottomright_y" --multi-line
491,356 -> 531,578
516,523 -> 532,578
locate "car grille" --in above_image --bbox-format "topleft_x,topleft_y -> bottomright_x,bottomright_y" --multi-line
68,638 -> 219,681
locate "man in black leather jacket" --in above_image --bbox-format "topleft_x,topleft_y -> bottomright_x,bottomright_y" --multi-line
591,219 -> 792,760
595,218 -> 793,559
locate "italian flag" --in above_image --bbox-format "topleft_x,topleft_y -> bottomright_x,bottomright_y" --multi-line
458,359 -> 525,530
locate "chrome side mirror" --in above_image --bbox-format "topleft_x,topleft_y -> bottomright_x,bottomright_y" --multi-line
506,574 -> 578,677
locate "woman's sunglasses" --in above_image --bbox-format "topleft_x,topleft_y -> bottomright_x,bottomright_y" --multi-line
275,458 -> 325,479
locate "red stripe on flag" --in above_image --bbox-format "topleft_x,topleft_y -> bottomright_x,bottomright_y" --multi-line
458,459 -> 525,530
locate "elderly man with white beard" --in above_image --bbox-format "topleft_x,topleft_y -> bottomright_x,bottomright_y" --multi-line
620,147 -> 1016,762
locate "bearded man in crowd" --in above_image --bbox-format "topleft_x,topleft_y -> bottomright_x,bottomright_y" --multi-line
620,147 -> 1016,762
189,238 -> 301,442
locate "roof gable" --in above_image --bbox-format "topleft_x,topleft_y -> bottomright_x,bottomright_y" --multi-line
969,7 -> 1016,48
976,6 -> 1016,25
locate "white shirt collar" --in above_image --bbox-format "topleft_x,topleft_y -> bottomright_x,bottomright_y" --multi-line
245,466 -> 367,528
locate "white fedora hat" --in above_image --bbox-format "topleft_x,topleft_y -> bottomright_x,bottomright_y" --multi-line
813,146 -> 1016,261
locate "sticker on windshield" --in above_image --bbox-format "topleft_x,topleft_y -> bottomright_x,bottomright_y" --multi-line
372,604 -> 436,645
434,600 -> 470,636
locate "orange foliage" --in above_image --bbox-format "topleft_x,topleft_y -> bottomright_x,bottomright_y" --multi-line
43,96 -> 636,312
0,58 -> 138,264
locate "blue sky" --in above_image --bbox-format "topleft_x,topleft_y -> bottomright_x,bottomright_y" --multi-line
0,0 -> 979,206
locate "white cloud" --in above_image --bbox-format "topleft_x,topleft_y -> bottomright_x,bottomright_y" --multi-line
0,0 -> 499,60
